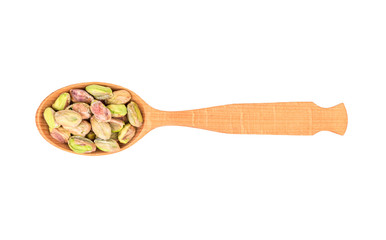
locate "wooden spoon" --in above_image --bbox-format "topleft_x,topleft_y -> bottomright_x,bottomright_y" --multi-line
36,82 -> 348,156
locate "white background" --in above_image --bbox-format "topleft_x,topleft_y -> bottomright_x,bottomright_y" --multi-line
0,1 -> 385,239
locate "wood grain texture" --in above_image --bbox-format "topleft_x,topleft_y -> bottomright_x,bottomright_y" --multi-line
36,82 -> 348,156
152,102 -> 348,135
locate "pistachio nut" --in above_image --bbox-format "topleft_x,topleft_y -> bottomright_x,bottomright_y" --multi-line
114,115 -> 128,123
86,131 -> 96,141
43,107 -> 60,129
105,90 -> 131,105
94,139 -> 120,152
50,127 -> 71,143
63,120 -> 91,137
109,118 -> 125,133
85,84 -> 113,100
52,92 -> 71,111
107,104 -> 127,118
69,89 -> 94,104
90,116 -> 111,140
127,101 -> 143,127
90,100 -> 111,122
110,132 -> 118,140
66,103 -> 91,119
68,136 -> 96,154
118,124 -> 136,144
54,110 -> 82,127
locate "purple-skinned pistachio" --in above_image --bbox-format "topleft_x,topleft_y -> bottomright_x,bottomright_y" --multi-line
90,100 -> 111,122
66,103 -> 91,119
69,89 -> 94,104
50,127 -> 71,143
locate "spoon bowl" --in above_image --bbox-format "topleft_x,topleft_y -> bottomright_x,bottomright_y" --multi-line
36,82 -> 153,156
36,82 -> 348,156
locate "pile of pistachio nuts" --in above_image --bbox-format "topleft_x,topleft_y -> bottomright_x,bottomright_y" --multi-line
43,84 -> 142,153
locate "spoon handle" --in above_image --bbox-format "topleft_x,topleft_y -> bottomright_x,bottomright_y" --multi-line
152,102 -> 347,135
